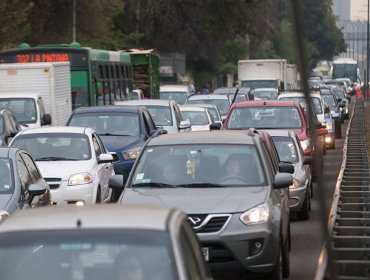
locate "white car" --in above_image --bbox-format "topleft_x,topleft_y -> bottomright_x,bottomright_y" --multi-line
251,88 -> 279,100
186,94 -> 230,121
179,106 -> 214,131
115,99 -> 191,134
9,126 -> 114,205
160,84 -> 193,105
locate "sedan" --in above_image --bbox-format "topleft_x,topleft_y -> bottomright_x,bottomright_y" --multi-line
0,204 -> 212,280
10,126 -> 114,205
265,130 -> 312,220
179,106 -> 215,131
0,147 -> 51,215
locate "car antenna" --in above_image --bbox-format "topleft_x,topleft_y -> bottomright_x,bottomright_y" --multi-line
76,218 -> 82,228
231,87 -> 240,105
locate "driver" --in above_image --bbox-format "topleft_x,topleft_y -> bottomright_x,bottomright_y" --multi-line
225,157 -> 242,177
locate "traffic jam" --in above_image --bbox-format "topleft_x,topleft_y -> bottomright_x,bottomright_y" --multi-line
0,1 -> 363,280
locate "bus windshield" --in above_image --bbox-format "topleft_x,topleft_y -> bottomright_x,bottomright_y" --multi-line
332,63 -> 357,83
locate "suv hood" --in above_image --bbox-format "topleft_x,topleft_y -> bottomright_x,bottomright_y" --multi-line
100,136 -> 143,153
121,186 -> 268,213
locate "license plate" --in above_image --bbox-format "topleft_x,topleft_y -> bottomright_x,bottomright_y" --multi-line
202,247 -> 209,261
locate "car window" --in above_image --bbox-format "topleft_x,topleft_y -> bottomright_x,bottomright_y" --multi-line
272,136 -> 299,163
160,91 -> 187,105
68,112 -> 140,137
173,104 -> 183,125
17,155 -> 32,193
187,99 -> 230,115
146,105 -> 173,127
227,106 -> 302,129
0,158 -> 12,194
92,135 -> 103,157
259,141 -> 276,178
181,111 -> 209,125
130,144 -> 266,187
20,152 -> 41,182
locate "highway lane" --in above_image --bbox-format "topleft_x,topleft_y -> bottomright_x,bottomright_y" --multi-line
288,117 -> 350,280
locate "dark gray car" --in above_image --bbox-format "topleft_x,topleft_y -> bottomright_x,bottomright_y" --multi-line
117,130 -> 292,279
0,147 -> 51,216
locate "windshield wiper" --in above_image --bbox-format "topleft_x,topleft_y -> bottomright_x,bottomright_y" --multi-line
131,182 -> 173,188
36,157 -> 79,161
100,133 -> 132,136
175,183 -> 226,188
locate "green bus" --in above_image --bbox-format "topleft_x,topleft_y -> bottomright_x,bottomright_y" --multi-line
127,49 -> 160,99
0,42 -> 134,109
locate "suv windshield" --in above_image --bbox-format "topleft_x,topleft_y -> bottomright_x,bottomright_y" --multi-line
160,92 -> 187,105
187,99 -> 230,115
279,96 -> 323,114
321,94 -> 336,107
131,144 -> 266,187
69,112 -> 140,137
227,106 -> 302,129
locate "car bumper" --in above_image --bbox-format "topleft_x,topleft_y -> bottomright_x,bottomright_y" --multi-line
289,187 -> 307,211
197,215 -> 279,275
50,181 -> 95,205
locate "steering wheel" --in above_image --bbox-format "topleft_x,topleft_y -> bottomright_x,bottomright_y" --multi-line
219,175 -> 248,184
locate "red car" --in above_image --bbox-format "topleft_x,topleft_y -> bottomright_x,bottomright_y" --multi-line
223,100 -> 327,178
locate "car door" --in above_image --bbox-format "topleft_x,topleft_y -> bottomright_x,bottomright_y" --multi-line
92,132 -> 113,202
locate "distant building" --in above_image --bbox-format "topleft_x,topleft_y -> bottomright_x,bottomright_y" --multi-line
332,0 -> 350,21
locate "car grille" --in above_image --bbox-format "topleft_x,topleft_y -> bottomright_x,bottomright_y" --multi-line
44,177 -> 62,190
188,214 -> 231,233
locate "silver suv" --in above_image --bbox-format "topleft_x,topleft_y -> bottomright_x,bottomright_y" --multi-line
118,129 -> 292,279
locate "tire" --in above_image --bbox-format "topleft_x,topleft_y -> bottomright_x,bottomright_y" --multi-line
96,187 -> 101,203
335,121 -> 342,139
297,192 -> 310,221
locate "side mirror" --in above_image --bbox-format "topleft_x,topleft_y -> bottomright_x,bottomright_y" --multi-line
27,183 -> 47,204
97,153 -> 114,164
279,162 -> 295,174
42,113 -> 52,125
108,175 -> 125,190
179,120 -> 191,130
274,173 -> 292,189
209,122 -> 222,130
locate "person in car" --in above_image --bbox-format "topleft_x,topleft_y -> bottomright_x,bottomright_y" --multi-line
115,251 -> 144,280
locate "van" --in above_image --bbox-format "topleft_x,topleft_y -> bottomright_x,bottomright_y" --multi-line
159,84 -> 192,105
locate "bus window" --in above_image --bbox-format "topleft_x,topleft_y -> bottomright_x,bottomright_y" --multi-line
71,71 -> 89,109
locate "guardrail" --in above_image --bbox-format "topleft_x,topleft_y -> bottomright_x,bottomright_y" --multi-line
315,97 -> 370,279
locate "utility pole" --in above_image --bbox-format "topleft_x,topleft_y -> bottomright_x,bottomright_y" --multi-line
72,0 -> 76,42
367,0 -> 369,99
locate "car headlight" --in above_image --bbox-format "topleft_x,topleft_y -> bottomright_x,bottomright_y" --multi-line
122,147 -> 142,160
240,203 -> 270,225
326,122 -> 333,131
68,173 -> 92,186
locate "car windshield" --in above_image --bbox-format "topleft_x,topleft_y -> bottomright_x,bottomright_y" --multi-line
271,136 -> 299,163
207,108 -> 221,122
11,133 -> 92,161
160,92 -> 187,105
181,111 -> 209,125
253,90 -> 278,100
226,106 -> 302,129
187,99 -> 230,115
321,94 -> 336,107
68,112 -> 140,137
0,158 -> 13,194
0,229 -> 176,280
279,96 -> 323,114
145,105 -> 173,127
131,144 -> 266,187
0,98 -> 37,124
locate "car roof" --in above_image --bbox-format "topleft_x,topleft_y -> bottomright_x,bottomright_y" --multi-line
188,94 -> 228,100
252,88 -> 278,91
0,205 -> 180,232
261,129 -> 296,138
160,84 -> 190,91
115,99 -> 174,106
181,103 -> 217,109
179,106 -> 207,112
148,130 -> 259,146
231,100 -> 301,108
72,105 -> 141,114
15,126 -> 90,135
278,92 -> 321,98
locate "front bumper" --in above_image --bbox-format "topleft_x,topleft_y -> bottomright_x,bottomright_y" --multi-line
50,181 -> 95,205
197,214 -> 279,275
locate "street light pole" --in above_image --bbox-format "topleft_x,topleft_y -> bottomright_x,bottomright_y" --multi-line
366,0 -> 369,99
72,0 -> 76,42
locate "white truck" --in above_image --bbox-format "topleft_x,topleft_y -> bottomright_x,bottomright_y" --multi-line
238,59 -> 287,90
0,62 -> 72,128
286,64 -> 298,90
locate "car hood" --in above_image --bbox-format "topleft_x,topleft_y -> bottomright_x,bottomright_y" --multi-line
0,194 -> 12,210
121,186 -> 269,213
36,161 -> 94,180
100,136 -> 144,153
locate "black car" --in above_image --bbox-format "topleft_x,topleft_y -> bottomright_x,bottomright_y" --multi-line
0,109 -> 21,146
0,147 -> 51,218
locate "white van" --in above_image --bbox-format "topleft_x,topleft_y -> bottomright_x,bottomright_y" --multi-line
159,84 -> 192,105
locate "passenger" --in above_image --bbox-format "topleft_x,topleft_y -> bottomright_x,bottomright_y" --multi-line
224,157 -> 242,177
114,251 -> 144,280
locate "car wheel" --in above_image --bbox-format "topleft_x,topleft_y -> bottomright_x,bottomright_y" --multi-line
335,122 -> 342,139
297,192 -> 310,221
96,186 -> 101,203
